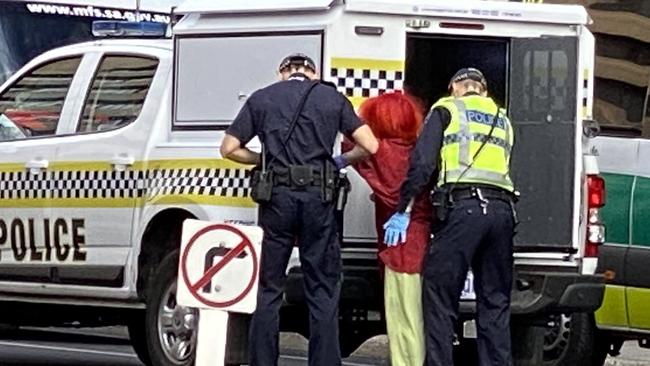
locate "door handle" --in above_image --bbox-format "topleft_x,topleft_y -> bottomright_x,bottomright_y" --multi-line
25,158 -> 49,175
110,155 -> 134,172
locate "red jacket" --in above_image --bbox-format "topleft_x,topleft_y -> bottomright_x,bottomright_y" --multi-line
349,138 -> 433,273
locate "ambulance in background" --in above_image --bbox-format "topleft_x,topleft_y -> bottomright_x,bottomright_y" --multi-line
0,1 -> 604,365
592,131 -> 650,363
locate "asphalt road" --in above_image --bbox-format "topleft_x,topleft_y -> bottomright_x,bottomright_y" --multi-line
0,327 -> 647,365
0,328 -> 141,366
607,341 -> 650,366
0,328 -> 383,366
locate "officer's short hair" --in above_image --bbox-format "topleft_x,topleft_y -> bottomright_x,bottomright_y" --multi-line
278,53 -> 317,73
448,67 -> 488,92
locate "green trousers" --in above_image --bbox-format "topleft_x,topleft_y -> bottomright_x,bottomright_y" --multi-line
384,267 -> 426,366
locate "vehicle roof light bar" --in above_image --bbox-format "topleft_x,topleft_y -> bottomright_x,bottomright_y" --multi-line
92,21 -> 168,37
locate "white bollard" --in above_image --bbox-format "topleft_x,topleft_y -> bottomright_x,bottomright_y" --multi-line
195,309 -> 230,366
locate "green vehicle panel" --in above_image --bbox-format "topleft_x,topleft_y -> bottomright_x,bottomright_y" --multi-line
595,142 -> 650,332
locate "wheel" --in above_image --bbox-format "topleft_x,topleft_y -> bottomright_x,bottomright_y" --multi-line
129,250 -> 199,366
542,312 -> 600,366
127,311 -> 151,365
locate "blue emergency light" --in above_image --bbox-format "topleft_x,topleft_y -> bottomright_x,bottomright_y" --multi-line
92,21 -> 168,37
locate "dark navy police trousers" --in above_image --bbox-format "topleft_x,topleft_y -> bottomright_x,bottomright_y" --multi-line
423,198 -> 515,366
249,186 -> 342,366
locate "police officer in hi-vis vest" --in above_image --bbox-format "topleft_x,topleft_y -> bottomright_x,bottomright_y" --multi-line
383,68 -> 517,366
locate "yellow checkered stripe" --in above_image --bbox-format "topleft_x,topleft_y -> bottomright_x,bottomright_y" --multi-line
329,57 -> 405,108
0,159 -> 255,208
582,68 -> 590,119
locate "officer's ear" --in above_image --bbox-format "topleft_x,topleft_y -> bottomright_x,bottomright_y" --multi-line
278,69 -> 290,80
450,82 -> 464,98
480,88 -> 488,97
307,70 -> 319,80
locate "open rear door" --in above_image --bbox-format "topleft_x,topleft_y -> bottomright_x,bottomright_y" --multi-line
509,36 -> 578,251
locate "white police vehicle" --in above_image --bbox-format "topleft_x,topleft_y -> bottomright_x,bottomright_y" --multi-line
0,1 -> 605,365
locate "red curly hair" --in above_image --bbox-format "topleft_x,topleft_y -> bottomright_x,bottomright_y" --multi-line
358,92 -> 424,143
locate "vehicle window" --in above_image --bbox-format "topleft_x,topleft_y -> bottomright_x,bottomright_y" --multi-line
521,49 -> 572,122
508,37 -> 577,248
77,55 -> 158,133
0,114 -> 27,140
174,33 -> 322,128
0,57 -> 81,141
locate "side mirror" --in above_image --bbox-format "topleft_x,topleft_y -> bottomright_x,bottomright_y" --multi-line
583,119 -> 600,138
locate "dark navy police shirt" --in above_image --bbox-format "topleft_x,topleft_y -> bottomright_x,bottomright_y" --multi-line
226,74 -> 362,170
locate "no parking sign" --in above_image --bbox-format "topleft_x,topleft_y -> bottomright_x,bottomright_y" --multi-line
177,219 -> 263,314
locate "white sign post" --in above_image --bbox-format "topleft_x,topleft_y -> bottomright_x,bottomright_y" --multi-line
177,219 -> 263,366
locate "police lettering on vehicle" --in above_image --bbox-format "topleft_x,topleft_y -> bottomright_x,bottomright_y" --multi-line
0,218 -> 86,262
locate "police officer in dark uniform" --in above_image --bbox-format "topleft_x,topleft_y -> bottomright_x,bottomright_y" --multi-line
220,53 -> 378,366
383,68 -> 517,366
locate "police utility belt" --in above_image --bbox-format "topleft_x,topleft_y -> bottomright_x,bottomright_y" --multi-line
431,186 -> 518,222
449,186 -> 516,204
248,80 -> 351,209
250,164 -> 349,208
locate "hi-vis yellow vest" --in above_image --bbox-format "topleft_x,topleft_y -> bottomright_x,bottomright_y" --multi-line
434,95 -> 514,192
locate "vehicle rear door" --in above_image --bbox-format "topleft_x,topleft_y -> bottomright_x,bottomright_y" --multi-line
509,36 -> 579,252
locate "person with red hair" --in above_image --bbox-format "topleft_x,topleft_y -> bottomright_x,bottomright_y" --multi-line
341,92 -> 432,366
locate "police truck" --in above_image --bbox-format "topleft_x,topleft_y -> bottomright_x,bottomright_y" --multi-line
0,1 -> 605,365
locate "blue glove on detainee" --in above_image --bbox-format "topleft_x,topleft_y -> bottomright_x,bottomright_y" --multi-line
333,155 -> 348,170
383,212 -> 410,246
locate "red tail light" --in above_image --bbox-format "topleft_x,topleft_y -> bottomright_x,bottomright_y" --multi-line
587,175 -> 606,208
585,175 -> 606,257
584,241 -> 599,257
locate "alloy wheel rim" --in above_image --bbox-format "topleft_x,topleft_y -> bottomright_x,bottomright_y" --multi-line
157,279 -> 198,364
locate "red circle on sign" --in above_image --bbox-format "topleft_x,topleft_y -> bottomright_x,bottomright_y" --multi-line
180,224 -> 259,309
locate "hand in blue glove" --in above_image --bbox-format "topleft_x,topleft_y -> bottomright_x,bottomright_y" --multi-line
333,155 -> 348,170
383,212 -> 410,246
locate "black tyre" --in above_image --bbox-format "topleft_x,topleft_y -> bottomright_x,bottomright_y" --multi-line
591,330 -> 610,366
127,311 -> 152,365
130,250 -> 198,366
542,312 -> 600,366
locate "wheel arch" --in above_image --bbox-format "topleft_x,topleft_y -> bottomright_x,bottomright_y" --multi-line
136,208 -> 199,300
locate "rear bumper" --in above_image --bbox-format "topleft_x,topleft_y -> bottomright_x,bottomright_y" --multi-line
286,255 -> 605,316
460,272 -> 605,315
512,272 -> 605,315
285,264 -> 383,308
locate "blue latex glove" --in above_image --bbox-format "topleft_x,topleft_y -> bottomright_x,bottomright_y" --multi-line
333,155 -> 348,170
382,212 -> 410,246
